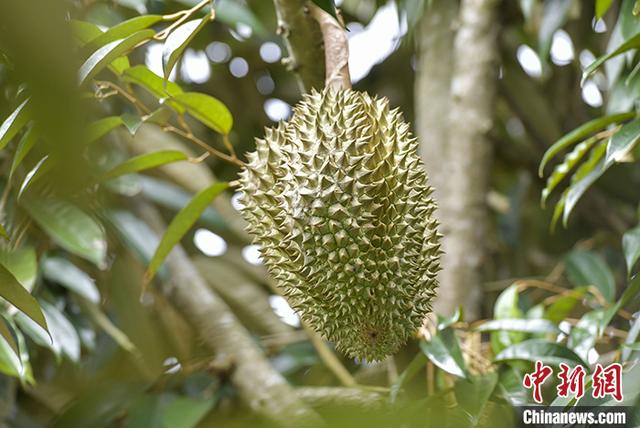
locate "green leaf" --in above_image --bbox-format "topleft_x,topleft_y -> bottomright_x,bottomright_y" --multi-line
163,397 -> 215,428
491,284 -> 524,354
539,112 -> 634,176
42,257 -> 100,303
10,124 -> 38,180
40,301 -> 80,362
0,324 -> 21,378
0,247 -> 37,291
79,29 -> 155,85
71,20 -> 104,45
311,0 -> 338,20
538,0 -> 572,60
13,327 -> 34,384
623,224 -> 640,276
86,116 -> 124,144
565,250 -> 616,302
0,99 -> 32,151
0,224 -> 8,242
568,309 -> 604,361
454,372 -> 499,426
605,118 -> 640,167
22,197 -> 107,268
476,319 -> 560,335
389,352 -> 427,403
18,156 -> 51,199
563,161 -> 609,225
122,65 -> 184,102
100,150 -> 188,182
120,113 -> 143,136
215,0 -> 268,36
419,328 -> 467,379
143,107 -> 174,125
144,183 -> 228,285
623,342 -> 640,350
162,16 -> 211,84
544,287 -> 589,323
582,32 -> 640,85
495,339 -> 586,366
83,15 -> 163,53
172,92 -> 233,135
0,263 -> 48,334
0,317 -> 18,358
596,0 -> 615,18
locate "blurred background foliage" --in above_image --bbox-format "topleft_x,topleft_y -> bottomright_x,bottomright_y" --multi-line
0,0 -> 637,427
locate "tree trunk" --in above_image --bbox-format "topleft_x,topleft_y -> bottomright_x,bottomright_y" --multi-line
415,0 -> 499,320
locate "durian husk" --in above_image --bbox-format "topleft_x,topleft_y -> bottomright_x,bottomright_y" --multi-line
239,88 -> 441,361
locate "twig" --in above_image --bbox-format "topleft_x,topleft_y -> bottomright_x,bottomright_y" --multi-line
164,125 -> 244,167
309,5 -> 350,90
302,322 -> 357,387
157,0 -> 212,40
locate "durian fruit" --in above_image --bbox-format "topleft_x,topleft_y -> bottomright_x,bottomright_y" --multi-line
238,87 -> 441,361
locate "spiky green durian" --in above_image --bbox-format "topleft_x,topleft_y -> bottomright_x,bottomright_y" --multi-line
238,88 -> 441,361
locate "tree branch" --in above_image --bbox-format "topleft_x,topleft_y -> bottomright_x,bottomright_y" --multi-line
310,5 -> 350,90
296,387 -> 385,411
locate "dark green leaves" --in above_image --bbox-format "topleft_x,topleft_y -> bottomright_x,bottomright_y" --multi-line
10,124 -> 38,179
582,32 -> 640,85
100,150 -> 188,182
495,339 -> 586,366
162,16 -> 211,83
83,15 -> 163,53
42,257 -> 100,303
0,263 -> 48,334
79,30 -> 154,85
86,116 -> 125,144
565,250 -> 615,302
605,118 -> 640,166
144,183 -> 228,286
0,99 -> 31,150
172,92 -> 233,135
419,328 -> 468,378
123,66 -> 184,111
623,225 -> 640,276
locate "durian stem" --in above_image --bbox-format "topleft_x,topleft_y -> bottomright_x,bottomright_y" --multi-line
309,4 -> 351,91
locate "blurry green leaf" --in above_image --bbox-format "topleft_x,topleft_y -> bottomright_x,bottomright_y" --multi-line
215,0 -> 268,36
84,15 -> 162,53
107,210 -> 161,267
101,150 -> 187,182
122,66 -> 184,112
15,312 -> 60,356
389,352 -> 427,403
143,107 -> 174,125
0,324 -> 21,378
563,160 -> 608,226
544,287 -> 589,323
0,224 -> 8,242
565,250 -> 615,302
163,396 -> 215,428
120,112 -> 143,135
491,284 -> 524,354
0,317 -> 17,357
0,99 -> 31,151
623,342 -> 640,350
110,56 -> 131,75
42,257 -> 100,303
172,92 -> 233,135
311,0 -> 338,20
538,0 -> 572,60
128,395 -> 163,428
79,301 -> 137,354
41,301 -> 80,362
0,263 -> 48,333
454,372 -> 499,426
596,0 -> 615,18
13,327 -> 33,384
0,247 -> 37,291
621,0 -> 640,38
623,225 -> 640,276
476,319 -> 560,335
10,124 -> 38,180
419,328 -> 467,379
495,339 -> 586,366
86,116 -> 124,144
17,156 -> 51,199
437,306 -> 463,331
550,188 -> 567,231
22,197 -> 107,268
605,118 -> 640,167
582,32 -> 640,85
144,182 -> 228,285
79,30 -> 155,85
539,112 -> 633,176
162,16 -> 211,84
71,20 -> 103,45
567,309 -> 603,361
635,0 -> 640,15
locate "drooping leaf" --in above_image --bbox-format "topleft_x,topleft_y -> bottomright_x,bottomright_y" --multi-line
17,156 -> 51,199
41,301 -> 80,362
42,257 -> 100,303
13,327 -> 33,384
71,20 -> 104,45
162,16 -> 211,84
605,118 -> 640,166
495,339 -> 586,366
10,124 -> 38,179
162,396 -> 216,428
83,15 -> 163,53
22,197 -> 107,268
476,319 -> 560,335
596,0 -> 615,18
563,160 -> 609,225
122,65 -> 184,101
144,183 -> 228,285
172,92 -> 233,135
0,263 -> 48,334
86,116 -> 125,144
419,328 -> 468,379
539,112 -> 633,176
79,30 -> 155,85
582,32 -> 640,85
121,112 -> 143,136
0,247 -> 37,291
0,323 -> 21,378
100,150 -> 188,182
0,317 -> 17,357
0,99 -> 32,151
623,224 -> 640,276
389,352 -> 427,403
565,250 -> 616,302
214,0 -> 268,36
491,284 -> 524,354
143,107 -> 174,125
544,287 -> 589,323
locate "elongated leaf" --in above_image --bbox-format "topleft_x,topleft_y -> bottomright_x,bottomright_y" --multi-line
491,285 -> 524,354
605,118 -> 640,166
495,339 -> 586,366
454,372 -> 499,426
389,352 -> 427,403
172,92 -> 233,135
42,257 -> 100,303
123,65 -> 183,101
18,156 -> 51,199
22,197 -> 107,268
84,15 -> 162,53
567,309 -> 603,361
623,224 -> 640,276
0,247 -> 37,292
215,0 -> 268,36
10,124 -> 38,179
101,150 -> 188,182
544,287 -> 589,323
144,183 -> 228,285
162,16 -> 211,83
582,32 -> 640,85
0,263 -> 48,333
565,250 -> 615,302
539,112 -> 634,176
121,113 -> 143,135
14,312 -> 60,356
41,301 -> 80,362
79,30 -> 155,85
13,327 -> 33,384
476,319 -> 560,335
0,317 -> 17,357
163,397 -> 215,428
0,325 -> 21,378
596,0 -> 615,18
0,99 -> 31,150
0,224 -> 8,242
419,328 -> 467,378
86,116 -> 124,144
71,20 -> 104,45
563,160 -> 609,225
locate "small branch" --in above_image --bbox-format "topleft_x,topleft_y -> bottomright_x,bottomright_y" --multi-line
302,322 -> 357,387
296,387 -> 385,411
309,5 -> 351,90
164,125 -> 244,167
